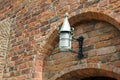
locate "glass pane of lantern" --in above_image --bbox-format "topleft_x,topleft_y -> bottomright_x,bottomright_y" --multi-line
60,39 -> 69,47
60,32 -> 70,39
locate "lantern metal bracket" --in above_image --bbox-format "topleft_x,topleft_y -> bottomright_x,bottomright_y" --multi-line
76,36 -> 84,59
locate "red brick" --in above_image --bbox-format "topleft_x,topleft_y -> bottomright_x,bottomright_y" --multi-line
52,52 -> 67,60
58,5 -> 70,16
112,61 -> 120,67
100,54 -> 111,63
21,69 -> 30,74
33,78 -> 42,80
1,0 -> 120,80
9,78 -> 17,80
113,67 -> 120,74
115,14 -> 120,22
100,0 -> 108,7
84,39 -> 90,46
116,45 -> 120,52
39,12 -> 56,22
83,24 -> 94,33
87,56 -> 100,62
27,61 -> 34,67
114,8 -> 120,13
110,0 -> 118,3
88,63 -> 93,68
99,31 -> 117,41
19,63 -> 28,69
88,30 -> 101,37
80,0 -> 87,3
0,13 -> 5,20
54,60 -> 60,65
35,60 -> 43,66
34,72 -> 42,78
97,46 -> 116,55
107,1 -> 120,9
74,26 -> 84,35
101,64 -> 113,71
95,22 -> 105,29
17,75 -> 27,80
95,40 -> 111,49
68,0 -> 78,4
88,50 -> 97,57
46,0 -> 52,3
35,66 -> 43,72
89,36 -> 100,44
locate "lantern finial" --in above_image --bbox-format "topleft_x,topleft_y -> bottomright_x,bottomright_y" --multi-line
65,12 -> 69,17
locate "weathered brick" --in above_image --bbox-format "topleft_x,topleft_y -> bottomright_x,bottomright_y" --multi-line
112,61 -> 120,67
35,60 -> 43,67
110,0 -> 118,3
49,16 -> 60,23
87,56 -> 100,62
83,45 -> 94,51
97,46 -> 116,55
100,0 -> 109,7
21,68 -> 30,74
58,5 -> 70,16
99,31 -> 117,41
116,45 -> 120,52
0,0 -> 120,80
34,72 -> 42,79
88,29 -> 102,37
19,63 -> 27,69
88,50 -> 97,57
83,24 -> 94,33
89,36 -> 100,44
110,52 -> 120,61
17,75 -> 27,80
95,40 -> 111,49
11,55 -> 18,61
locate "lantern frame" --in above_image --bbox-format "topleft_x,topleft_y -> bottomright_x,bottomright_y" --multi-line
59,13 -> 73,51
58,13 -> 84,58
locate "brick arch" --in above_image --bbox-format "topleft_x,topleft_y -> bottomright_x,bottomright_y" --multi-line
69,7 -> 120,30
43,7 -> 120,55
0,18 -> 11,79
50,63 -> 120,80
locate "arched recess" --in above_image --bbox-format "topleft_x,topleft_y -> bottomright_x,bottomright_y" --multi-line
49,64 -> 120,80
0,18 -> 12,79
43,7 -> 120,55
43,7 -> 120,80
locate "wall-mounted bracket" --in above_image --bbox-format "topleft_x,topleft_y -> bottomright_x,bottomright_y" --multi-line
77,36 -> 84,59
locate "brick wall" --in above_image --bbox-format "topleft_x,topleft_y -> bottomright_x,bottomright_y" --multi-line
0,0 -> 119,80
0,18 -> 11,79
44,20 -> 120,80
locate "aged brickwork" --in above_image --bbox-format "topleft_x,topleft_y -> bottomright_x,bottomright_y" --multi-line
44,20 -> 120,80
0,18 -> 11,79
0,0 -> 120,80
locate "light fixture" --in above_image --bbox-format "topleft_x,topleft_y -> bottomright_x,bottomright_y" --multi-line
58,13 -> 84,58
59,13 -> 73,52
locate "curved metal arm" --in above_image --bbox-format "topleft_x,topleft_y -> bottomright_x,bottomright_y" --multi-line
77,36 -> 84,59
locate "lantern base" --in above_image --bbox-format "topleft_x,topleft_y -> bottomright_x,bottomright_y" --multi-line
59,47 -> 72,52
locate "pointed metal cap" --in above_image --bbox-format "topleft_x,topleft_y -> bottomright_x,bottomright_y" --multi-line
60,13 -> 71,32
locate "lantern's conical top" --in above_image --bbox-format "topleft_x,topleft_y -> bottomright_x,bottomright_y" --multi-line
60,13 -> 71,32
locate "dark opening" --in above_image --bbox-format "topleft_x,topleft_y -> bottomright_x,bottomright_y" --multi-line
81,76 -> 117,80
